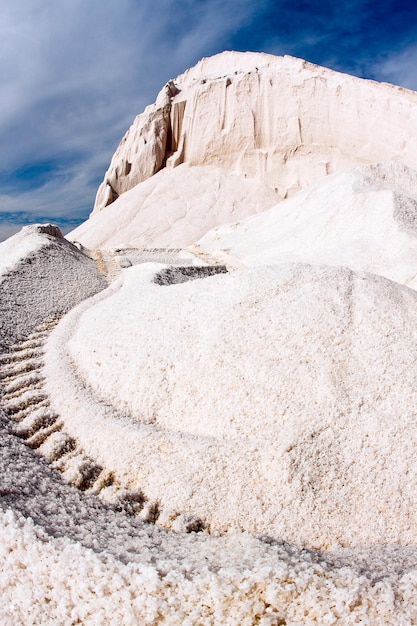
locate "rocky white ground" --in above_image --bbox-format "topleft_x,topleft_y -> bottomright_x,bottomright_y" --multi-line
3,51 -> 417,624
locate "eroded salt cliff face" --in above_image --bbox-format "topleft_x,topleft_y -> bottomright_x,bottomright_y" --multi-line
93,51 -> 417,216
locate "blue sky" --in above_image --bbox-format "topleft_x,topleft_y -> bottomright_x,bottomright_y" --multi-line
1,0 -> 416,241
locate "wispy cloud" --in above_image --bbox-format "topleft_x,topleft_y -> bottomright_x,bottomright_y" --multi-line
233,0 -> 417,81
0,0 -> 264,240
1,0 -> 417,241
373,44 -> 417,91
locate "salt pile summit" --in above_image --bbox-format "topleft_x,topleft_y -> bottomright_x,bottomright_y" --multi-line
2,51 -> 417,624
71,50 -> 417,249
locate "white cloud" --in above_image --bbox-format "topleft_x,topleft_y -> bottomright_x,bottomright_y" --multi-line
374,45 -> 417,91
0,0 -> 261,226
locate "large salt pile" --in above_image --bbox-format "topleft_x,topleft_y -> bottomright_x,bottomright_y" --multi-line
69,51 -> 417,250
4,233 -> 417,624
3,51 -> 417,624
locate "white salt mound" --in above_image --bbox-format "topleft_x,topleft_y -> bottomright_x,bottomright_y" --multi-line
5,247 -> 416,622
93,51 -> 417,211
198,161 -> 417,289
44,262 -> 417,549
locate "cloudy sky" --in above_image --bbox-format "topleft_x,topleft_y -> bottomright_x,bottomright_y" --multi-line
0,0 -> 416,241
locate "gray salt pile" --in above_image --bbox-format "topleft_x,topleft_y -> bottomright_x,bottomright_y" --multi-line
0,224 -> 105,349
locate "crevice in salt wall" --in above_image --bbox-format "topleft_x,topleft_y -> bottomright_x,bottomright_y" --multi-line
162,99 -> 187,168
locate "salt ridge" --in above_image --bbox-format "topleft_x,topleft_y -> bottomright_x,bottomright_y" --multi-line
198,161 -> 417,289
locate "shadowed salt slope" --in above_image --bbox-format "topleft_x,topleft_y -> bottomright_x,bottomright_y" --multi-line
44,262 -> 417,549
0,225 -> 106,350
198,161 -> 417,289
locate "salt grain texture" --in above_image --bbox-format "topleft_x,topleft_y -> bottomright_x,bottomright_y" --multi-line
0,224 -> 105,350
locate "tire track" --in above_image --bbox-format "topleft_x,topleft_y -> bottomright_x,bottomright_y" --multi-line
0,317 -> 205,533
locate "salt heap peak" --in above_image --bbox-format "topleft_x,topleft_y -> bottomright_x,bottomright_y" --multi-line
93,50 -> 417,214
